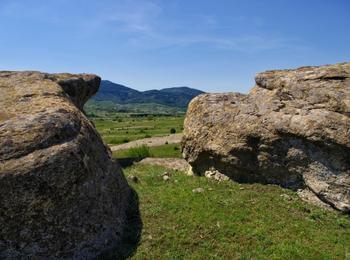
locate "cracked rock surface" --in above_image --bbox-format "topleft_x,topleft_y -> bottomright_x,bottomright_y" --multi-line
182,62 -> 350,212
0,71 -> 131,258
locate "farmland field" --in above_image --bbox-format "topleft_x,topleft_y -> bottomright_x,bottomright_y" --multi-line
90,114 -> 184,145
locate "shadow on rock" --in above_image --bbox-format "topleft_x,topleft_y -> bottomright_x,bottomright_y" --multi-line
99,188 -> 143,259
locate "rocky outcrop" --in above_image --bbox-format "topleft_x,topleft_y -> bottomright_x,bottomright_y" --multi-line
182,62 -> 350,213
0,72 -> 131,258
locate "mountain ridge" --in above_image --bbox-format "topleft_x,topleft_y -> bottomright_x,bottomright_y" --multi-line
93,80 -> 204,108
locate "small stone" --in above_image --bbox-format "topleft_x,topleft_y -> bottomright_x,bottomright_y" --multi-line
192,187 -> 204,193
204,169 -> 229,182
128,175 -> 139,183
187,167 -> 194,176
280,194 -> 292,200
161,171 -> 170,177
163,175 -> 170,181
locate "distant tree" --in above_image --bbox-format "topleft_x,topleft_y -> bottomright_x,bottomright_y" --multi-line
170,128 -> 176,134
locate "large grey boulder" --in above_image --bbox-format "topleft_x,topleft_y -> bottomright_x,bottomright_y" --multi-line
182,62 -> 350,212
0,71 -> 131,258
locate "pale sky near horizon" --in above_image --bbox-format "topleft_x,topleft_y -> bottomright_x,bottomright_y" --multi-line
0,0 -> 349,92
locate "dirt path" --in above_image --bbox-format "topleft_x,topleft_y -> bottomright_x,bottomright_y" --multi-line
110,133 -> 183,151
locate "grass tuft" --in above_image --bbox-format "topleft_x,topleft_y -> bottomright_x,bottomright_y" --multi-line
120,145 -> 152,158
114,143 -> 182,159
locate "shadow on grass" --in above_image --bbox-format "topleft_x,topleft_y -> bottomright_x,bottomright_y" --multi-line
99,188 -> 143,259
117,157 -> 143,168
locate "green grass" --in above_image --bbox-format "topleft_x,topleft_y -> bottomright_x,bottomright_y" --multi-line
90,115 -> 184,145
115,145 -> 152,158
149,143 -> 182,158
121,164 -> 350,259
114,143 -> 182,159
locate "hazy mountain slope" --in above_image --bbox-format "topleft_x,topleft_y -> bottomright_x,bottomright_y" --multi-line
143,87 -> 204,107
93,80 -> 143,103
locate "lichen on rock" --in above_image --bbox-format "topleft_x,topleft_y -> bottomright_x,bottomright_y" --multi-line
182,62 -> 350,213
0,71 -> 131,258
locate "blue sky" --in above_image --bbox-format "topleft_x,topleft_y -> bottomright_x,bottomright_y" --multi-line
0,0 -> 349,92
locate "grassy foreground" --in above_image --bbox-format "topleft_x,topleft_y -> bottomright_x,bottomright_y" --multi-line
122,164 -> 350,259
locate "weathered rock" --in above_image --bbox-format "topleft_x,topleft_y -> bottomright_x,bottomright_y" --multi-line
204,168 -> 230,182
297,188 -> 332,210
182,62 -> 350,212
0,71 -> 131,258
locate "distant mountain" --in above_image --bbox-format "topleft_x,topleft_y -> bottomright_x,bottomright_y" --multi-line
93,80 -> 204,108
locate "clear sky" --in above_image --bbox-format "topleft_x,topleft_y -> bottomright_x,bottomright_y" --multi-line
0,0 -> 349,92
